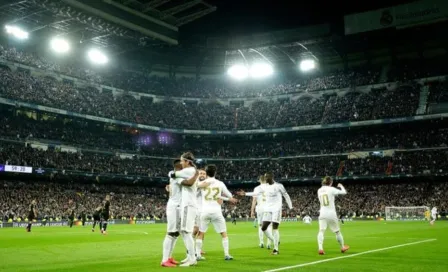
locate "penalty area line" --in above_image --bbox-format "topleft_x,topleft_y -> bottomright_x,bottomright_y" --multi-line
263,238 -> 437,272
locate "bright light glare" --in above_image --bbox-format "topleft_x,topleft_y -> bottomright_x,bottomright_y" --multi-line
227,65 -> 248,80
5,25 -> 29,39
50,38 -> 70,53
87,49 -> 108,64
250,63 -> 273,78
300,59 -> 316,72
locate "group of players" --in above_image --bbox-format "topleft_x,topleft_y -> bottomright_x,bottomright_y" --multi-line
160,152 -> 351,267
24,150 -> 439,268
25,194 -> 112,235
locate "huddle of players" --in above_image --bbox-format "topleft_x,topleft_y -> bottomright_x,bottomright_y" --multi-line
161,152 -> 237,267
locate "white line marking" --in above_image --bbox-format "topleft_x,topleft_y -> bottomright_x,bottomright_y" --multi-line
263,239 -> 437,272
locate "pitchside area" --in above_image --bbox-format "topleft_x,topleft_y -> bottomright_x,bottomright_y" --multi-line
0,221 -> 446,271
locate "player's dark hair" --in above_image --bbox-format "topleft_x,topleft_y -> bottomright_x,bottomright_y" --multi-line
181,152 -> 195,166
265,172 -> 274,183
173,159 -> 181,166
205,164 -> 217,177
322,176 -> 333,186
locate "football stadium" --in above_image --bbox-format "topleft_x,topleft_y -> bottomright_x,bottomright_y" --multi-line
0,0 -> 447,271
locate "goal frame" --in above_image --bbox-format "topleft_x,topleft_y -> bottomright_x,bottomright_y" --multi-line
385,206 -> 429,221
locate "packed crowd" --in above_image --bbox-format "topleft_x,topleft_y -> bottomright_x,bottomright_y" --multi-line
0,46 -> 382,98
0,65 -> 422,130
1,180 -> 446,221
1,111 -> 447,158
1,141 -> 447,179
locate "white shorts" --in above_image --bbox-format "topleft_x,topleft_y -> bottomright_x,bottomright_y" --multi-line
432,214 -> 437,220
262,210 -> 282,224
166,205 -> 180,233
181,206 -> 197,233
199,211 -> 227,234
194,208 -> 201,227
319,217 -> 340,233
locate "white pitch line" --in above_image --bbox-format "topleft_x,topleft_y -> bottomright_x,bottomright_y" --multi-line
263,238 -> 437,272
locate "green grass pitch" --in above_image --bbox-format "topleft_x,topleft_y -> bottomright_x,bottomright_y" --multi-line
0,221 -> 447,271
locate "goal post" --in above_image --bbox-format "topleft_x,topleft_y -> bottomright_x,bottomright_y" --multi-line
385,206 -> 429,221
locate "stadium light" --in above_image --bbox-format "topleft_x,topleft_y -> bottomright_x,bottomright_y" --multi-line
87,49 -> 108,65
227,64 -> 248,80
5,25 -> 29,40
299,59 -> 316,72
249,63 -> 273,79
50,38 -> 70,53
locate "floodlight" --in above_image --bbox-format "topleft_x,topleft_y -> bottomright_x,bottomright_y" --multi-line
50,38 -> 70,53
227,65 -> 248,80
87,49 -> 108,65
5,25 -> 29,40
249,63 -> 273,78
300,59 -> 316,72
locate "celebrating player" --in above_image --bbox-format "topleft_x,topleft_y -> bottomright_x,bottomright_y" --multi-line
430,207 -> 438,225
26,199 -> 37,232
250,175 -> 272,249
195,164 -> 237,261
317,176 -> 349,255
303,215 -> 312,225
239,172 -> 293,255
161,159 -> 183,267
169,152 -> 199,267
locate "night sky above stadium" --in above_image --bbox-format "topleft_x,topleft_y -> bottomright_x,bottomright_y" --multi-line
182,0 -> 415,37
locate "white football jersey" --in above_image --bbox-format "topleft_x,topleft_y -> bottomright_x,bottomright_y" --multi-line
317,185 -> 346,218
200,177 -> 232,213
432,207 -> 437,215
167,176 -> 182,208
175,167 -> 197,208
303,215 -> 312,223
263,182 -> 292,212
254,184 -> 268,211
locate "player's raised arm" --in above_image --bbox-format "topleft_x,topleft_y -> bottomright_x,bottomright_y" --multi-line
178,170 -> 199,187
171,167 -> 196,179
335,183 -> 347,195
197,180 -> 212,188
238,187 -> 261,197
220,183 -> 238,204
279,183 -> 293,209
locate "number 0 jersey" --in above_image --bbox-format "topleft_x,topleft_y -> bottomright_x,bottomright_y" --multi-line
200,177 -> 232,214
317,185 -> 347,219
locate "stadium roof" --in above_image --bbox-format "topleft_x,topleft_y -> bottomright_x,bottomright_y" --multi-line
0,0 -> 444,69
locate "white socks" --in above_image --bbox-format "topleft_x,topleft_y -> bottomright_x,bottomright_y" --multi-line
258,227 -> 264,244
263,228 -> 274,244
336,231 -> 344,249
162,235 -> 176,262
181,232 -> 196,262
195,239 -> 203,258
317,230 -> 324,251
273,229 -> 280,251
222,237 -> 229,256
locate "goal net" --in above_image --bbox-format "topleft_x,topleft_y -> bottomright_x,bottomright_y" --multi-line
385,206 -> 429,221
